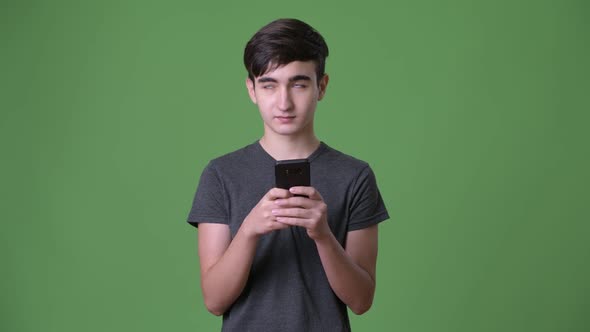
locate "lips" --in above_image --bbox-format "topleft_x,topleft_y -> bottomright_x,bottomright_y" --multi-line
275,116 -> 295,123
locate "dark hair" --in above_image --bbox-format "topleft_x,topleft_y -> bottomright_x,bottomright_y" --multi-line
244,18 -> 329,84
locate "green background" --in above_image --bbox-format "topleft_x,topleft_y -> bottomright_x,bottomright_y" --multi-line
2,0 -> 588,331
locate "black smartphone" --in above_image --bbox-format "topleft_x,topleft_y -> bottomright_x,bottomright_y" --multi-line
275,159 -> 310,191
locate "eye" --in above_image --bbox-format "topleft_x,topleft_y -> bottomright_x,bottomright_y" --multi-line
293,83 -> 308,88
262,85 -> 275,90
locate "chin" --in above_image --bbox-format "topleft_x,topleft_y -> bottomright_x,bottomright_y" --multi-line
265,121 -> 311,137
268,123 -> 296,133
275,130 -> 300,136
272,127 -> 304,136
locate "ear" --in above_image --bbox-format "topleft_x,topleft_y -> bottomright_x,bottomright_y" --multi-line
246,77 -> 257,104
318,74 -> 329,101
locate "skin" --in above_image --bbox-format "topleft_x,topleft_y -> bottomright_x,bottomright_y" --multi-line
198,60 -> 379,316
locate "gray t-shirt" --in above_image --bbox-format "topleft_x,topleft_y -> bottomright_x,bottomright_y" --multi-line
187,141 -> 389,332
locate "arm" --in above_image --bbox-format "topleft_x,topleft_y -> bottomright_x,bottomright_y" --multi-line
273,187 -> 379,314
197,188 -> 292,316
314,225 -> 378,315
198,223 -> 257,316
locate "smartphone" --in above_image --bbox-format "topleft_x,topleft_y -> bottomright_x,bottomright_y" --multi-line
275,159 -> 310,191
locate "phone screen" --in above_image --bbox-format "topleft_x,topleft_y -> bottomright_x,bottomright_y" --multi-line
275,159 -> 310,190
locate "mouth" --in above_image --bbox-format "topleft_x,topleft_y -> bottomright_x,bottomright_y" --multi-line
275,116 -> 295,123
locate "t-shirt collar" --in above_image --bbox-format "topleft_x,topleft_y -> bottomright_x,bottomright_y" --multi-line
254,140 -> 328,164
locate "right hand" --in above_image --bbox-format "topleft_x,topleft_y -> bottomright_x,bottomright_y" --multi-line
241,188 -> 293,238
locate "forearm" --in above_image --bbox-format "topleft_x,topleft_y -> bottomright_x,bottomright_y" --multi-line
315,233 -> 376,315
201,227 -> 258,315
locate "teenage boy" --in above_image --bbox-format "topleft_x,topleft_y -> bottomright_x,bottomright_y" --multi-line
187,18 -> 389,331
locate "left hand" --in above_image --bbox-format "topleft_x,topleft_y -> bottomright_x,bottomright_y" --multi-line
271,186 -> 331,241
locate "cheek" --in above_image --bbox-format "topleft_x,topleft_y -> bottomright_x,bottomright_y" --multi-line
302,96 -> 318,110
256,99 -> 274,116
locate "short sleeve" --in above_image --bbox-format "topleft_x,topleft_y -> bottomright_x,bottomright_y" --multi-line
348,166 -> 389,231
186,162 -> 229,228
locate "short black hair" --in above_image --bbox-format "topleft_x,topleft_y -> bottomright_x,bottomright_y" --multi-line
244,18 -> 329,84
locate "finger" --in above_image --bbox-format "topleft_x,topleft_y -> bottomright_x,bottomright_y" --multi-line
272,208 -> 309,219
266,188 -> 292,200
289,186 -> 323,201
275,216 -> 309,228
269,220 -> 290,231
275,196 -> 314,208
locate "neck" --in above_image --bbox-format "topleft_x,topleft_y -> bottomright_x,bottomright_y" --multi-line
259,132 -> 320,161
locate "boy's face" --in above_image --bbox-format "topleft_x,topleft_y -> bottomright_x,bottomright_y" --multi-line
246,61 -> 328,138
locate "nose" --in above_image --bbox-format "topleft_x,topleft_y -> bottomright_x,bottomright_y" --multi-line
277,87 -> 294,112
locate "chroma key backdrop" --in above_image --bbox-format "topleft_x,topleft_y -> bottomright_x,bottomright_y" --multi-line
1,1 -> 588,331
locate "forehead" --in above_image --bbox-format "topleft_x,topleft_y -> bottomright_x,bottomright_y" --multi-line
258,61 -> 317,81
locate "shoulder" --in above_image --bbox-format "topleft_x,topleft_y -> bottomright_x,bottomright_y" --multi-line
315,143 -> 371,176
206,142 -> 259,172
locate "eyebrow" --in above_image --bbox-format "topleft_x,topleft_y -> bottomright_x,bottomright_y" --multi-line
289,75 -> 312,82
256,75 -> 312,84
